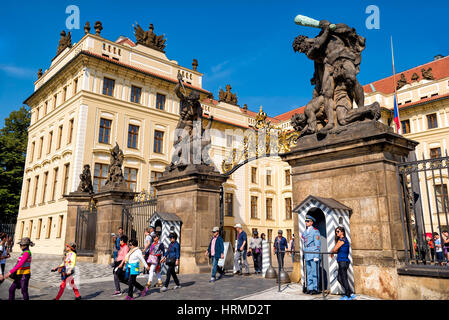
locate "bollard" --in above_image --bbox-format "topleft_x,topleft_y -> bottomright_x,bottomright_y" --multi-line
265,241 -> 277,279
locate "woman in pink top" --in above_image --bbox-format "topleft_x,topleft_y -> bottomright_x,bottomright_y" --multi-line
112,235 -> 129,296
2,237 -> 34,300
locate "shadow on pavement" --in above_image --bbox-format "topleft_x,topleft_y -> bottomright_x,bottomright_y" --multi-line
82,291 -> 103,300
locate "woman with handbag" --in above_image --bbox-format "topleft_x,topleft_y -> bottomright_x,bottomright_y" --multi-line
3,237 -> 34,300
160,233 -> 181,292
249,230 -> 263,274
51,242 -> 81,300
112,235 -> 129,296
141,232 -> 165,296
123,238 -> 149,300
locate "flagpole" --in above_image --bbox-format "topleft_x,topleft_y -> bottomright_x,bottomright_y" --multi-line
391,36 -> 401,134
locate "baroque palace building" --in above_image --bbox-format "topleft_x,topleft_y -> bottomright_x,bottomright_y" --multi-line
14,22 -> 449,255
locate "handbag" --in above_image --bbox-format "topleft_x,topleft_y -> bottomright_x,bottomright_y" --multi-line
165,243 -> 177,266
148,254 -> 158,265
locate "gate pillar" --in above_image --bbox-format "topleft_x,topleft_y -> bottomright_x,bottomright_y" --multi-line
153,164 -> 228,274
92,190 -> 135,265
65,192 -> 92,252
281,121 -> 417,299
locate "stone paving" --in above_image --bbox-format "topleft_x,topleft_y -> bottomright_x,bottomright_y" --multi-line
0,253 -> 379,300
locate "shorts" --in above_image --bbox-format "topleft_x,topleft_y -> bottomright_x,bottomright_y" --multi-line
436,251 -> 444,262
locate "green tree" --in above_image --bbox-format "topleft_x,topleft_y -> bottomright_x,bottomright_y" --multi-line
0,106 -> 31,222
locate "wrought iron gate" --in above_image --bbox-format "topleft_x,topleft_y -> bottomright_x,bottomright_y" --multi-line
122,199 -> 157,248
396,152 -> 449,266
75,204 -> 97,255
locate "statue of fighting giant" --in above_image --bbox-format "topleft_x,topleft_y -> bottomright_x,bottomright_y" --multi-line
291,15 -> 380,136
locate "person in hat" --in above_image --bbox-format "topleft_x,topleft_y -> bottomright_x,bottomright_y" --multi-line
273,230 -> 288,270
51,242 -> 81,300
205,227 -> 224,282
302,215 -> 321,294
249,230 -> 262,274
233,224 -> 250,276
161,233 -> 181,291
2,237 -> 34,300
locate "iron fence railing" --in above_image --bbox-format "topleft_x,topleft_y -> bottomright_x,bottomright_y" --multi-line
396,153 -> 449,267
122,199 -> 157,249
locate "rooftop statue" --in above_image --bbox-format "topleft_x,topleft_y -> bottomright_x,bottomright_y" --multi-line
218,84 -> 238,105
291,15 -> 380,137
397,73 -> 408,90
134,23 -> 167,53
54,30 -> 72,60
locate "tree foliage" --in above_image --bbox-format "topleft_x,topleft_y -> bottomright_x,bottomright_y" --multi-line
0,106 -> 31,222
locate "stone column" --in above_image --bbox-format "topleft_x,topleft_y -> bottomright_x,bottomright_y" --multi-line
64,192 -> 92,247
153,164 -> 227,274
281,121 -> 418,299
92,190 -> 135,265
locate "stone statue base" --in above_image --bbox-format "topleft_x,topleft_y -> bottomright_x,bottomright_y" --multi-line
281,120 -> 418,299
154,164 -> 227,274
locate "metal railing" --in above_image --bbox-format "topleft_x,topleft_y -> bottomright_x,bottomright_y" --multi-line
396,153 -> 449,268
122,198 -> 157,248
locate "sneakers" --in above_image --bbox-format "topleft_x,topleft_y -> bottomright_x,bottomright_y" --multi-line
174,285 -> 181,290
156,280 -> 163,287
140,287 -> 149,297
349,294 -> 357,300
160,286 -> 168,292
112,291 -> 122,296
217,273 -> 224,280
340,296 -> 349,300
209,277 -> 215,283
125,296 -> 135,300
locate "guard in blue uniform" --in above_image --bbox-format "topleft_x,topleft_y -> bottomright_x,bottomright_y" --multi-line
302,215 -> 321,294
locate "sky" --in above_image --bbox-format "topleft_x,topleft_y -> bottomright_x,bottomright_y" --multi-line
0,0 -> 448,126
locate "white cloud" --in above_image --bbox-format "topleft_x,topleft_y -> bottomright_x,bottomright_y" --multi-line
0,64 -> 35,79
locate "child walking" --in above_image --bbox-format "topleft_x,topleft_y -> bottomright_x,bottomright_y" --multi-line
2,237 -> 34,300
52,242 -> 81,300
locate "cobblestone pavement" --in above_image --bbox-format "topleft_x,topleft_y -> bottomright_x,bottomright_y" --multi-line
0,253 -> 379,301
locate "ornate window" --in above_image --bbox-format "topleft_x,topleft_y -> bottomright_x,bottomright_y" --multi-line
285,197 -> 292,220
156,93 -> 166,110
93,163 -> 109,193
127,124 -> 139,149
266,198 -> 273,220
225,193 -> 233,217
99,118 -> 112,144
154,130 -> 164,153
130,86 -> 142,104
251,196 -> 258,219
124,167 -> 138,192
103,77 -> 115,96
427,113 -> 438,129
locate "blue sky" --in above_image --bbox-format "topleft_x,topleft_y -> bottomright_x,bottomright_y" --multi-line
0,0 -> 448,126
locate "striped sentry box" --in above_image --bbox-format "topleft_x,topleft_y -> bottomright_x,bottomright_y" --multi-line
148,212 -> 182,275
293,195 -> 353,295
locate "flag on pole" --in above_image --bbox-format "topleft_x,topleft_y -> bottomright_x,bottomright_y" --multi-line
393,94 -> 400,134
391,37 -> 401,135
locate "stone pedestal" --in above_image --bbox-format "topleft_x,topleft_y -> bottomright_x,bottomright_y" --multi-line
65,192 -> 92,247
281,121 -> 418,299
153,164 -> 228,274
92,190 -> 135,265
